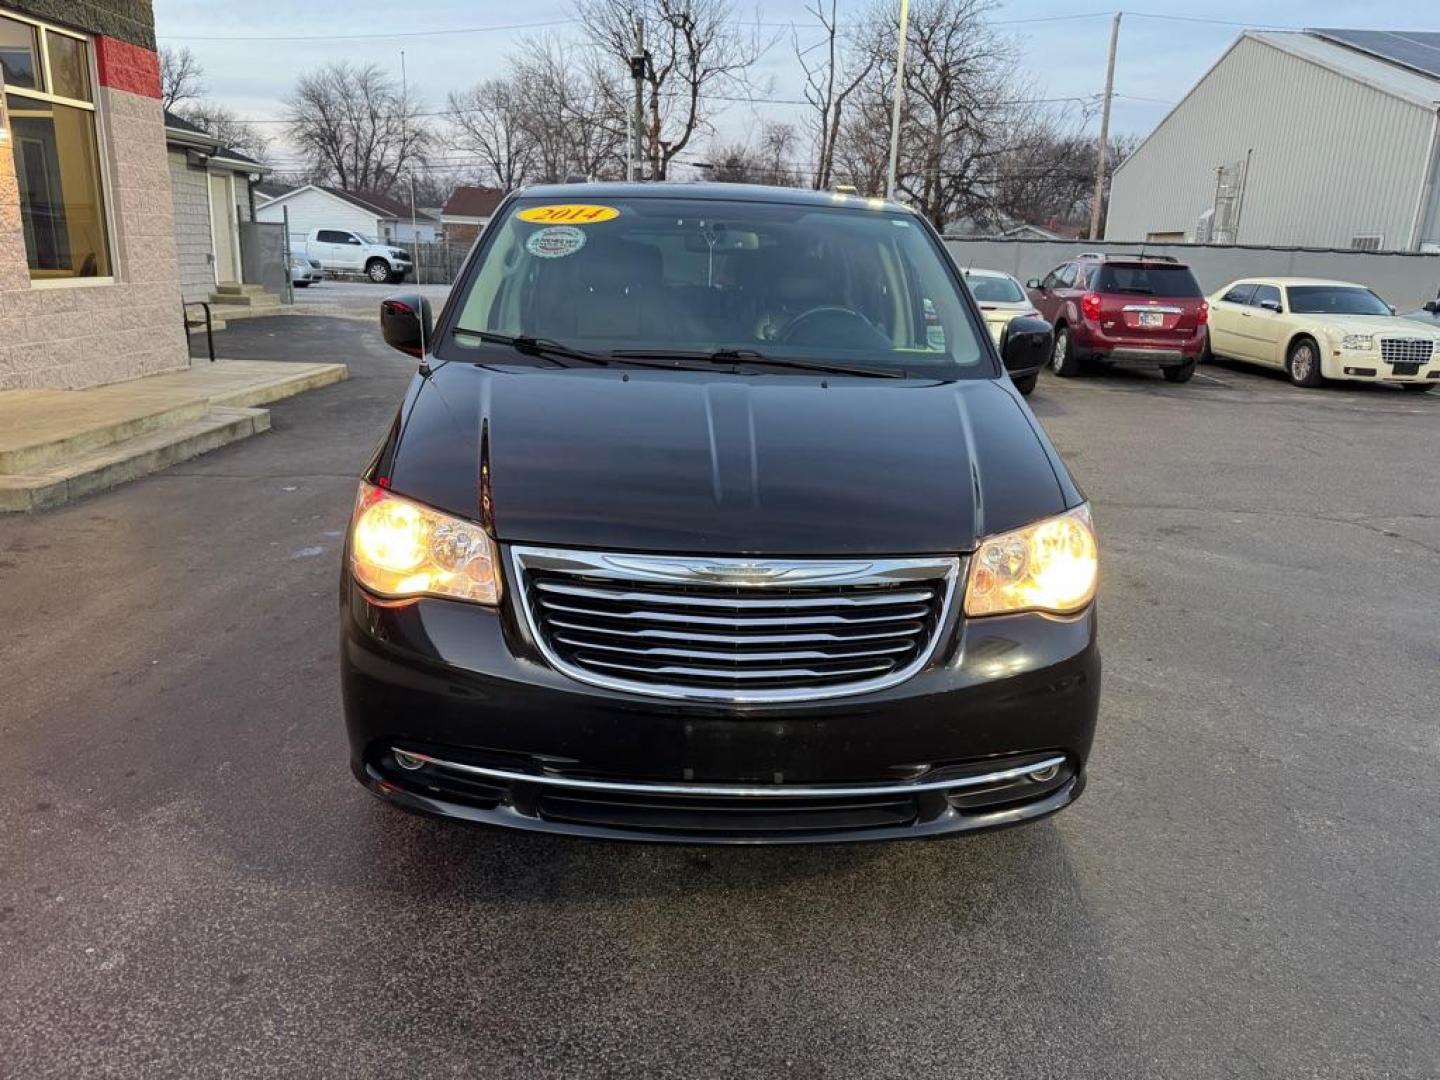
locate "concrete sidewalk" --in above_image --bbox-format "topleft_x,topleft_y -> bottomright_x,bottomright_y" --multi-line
0,359 -> 347,512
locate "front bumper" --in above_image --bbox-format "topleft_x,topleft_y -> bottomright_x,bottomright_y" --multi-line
1328,352 -> 1440,383
340,570 -> 1101,844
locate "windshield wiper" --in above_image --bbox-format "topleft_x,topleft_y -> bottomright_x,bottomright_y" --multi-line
611,347 -> 906,379
453,329 -> 610,366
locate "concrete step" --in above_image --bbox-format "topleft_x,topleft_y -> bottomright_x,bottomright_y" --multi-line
209,291 -> 281,308
214,282 -> 271,296
0,407 -> 270,512
0,395 -> 210,476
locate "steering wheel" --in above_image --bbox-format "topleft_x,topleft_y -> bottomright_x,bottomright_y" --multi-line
779,306 -> 887,348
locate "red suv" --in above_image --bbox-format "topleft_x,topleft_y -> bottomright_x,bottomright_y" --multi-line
1025,253 -> 1208,383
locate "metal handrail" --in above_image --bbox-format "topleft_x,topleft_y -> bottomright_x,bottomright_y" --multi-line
182,301 -> 215,363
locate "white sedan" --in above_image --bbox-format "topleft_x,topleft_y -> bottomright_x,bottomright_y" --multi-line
961,268 -> 1042,345
1206,277 -> 1439,392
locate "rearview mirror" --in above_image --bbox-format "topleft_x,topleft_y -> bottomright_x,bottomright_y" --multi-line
381,294 -> 434,358
1000,316 -> 1052,378
1026,278 -> 1043,290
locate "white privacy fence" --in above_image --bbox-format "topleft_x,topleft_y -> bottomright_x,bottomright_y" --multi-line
942,238 -> 1440,311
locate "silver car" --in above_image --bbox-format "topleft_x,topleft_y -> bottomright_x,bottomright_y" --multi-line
290,254 -> 324,288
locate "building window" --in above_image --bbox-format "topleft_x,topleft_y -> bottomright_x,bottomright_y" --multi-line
1,13 -> 111,282
1350,234 -> 1383,252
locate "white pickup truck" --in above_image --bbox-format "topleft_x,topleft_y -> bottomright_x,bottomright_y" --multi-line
302,228 -> 413,284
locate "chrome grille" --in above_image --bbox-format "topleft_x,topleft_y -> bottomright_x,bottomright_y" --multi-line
511,546 -> 960,702
1381,338 -> 1434,365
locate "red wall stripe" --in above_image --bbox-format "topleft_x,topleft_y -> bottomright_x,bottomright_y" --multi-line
94,36 -> 161,99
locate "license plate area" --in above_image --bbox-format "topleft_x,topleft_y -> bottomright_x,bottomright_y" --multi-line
1389,362 -> 1421,376
1138,311 -> 1164,328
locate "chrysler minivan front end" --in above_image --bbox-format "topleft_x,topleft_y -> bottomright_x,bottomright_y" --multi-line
340,183 -> 1100,844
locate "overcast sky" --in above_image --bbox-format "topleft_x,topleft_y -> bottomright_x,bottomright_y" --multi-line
151,0 -> 1435,177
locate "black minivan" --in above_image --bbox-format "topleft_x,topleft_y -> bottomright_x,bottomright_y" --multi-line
341,183 -> 1099,844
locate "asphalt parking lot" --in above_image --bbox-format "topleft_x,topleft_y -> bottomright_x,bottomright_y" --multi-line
290,277 -> 451,318
2,316 -> 1437,1079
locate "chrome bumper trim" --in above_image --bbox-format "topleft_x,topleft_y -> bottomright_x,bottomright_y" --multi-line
390,748 -> 1067,799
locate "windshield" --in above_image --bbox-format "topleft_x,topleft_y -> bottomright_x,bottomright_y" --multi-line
1286,286 -> 1391,316
965,274 -> 1026,303
446,196 -> 988,376
1093,264 -> 1202,297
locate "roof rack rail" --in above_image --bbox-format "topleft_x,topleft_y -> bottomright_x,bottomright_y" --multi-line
1092,252 -> 1179,262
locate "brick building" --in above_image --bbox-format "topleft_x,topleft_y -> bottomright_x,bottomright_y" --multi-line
1,0 -> 188,390
439,185 -> 506,245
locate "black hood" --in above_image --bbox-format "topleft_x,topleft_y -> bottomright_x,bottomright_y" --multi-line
387,364 -> 1076,556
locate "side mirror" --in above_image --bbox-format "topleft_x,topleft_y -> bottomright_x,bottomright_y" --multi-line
1026,278 -> 1043,290
1000,316 -> 1052,378
1424,300 -> 1439,313
1259,299 -> 1282,313
381,294 -> 433,358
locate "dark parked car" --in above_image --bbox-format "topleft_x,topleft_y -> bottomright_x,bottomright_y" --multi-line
342,183 -> 1099,844
1026,252 -> 1209,382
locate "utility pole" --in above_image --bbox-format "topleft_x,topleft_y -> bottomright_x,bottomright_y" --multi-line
885,0 -> 910,200
629,17 -> 647,182
1088,11 -> 1121,241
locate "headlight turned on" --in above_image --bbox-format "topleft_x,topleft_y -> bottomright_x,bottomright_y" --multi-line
964,504 -> 1098,617
350,482 -> 500,605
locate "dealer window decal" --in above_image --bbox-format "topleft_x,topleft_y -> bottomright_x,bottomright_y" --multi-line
526,226 -> 587,259
517,204 -> 620,225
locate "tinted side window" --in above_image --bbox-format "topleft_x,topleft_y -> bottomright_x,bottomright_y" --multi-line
1221,283 -> 1256,304
1252,284 -> 1281,309
317,230 -> 348,243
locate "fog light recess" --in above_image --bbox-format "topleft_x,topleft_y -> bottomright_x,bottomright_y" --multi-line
1027,764 -> 1060,783
394,750 -> 426,771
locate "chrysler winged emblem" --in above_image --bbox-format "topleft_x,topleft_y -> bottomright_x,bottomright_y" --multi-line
691,562 -> 790,582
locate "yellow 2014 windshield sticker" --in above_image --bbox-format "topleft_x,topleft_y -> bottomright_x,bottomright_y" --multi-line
516,204 -> 619,225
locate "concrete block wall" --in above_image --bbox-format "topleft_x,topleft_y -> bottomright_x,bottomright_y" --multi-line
0,17 -> 189,390
943,238 -> 1440,312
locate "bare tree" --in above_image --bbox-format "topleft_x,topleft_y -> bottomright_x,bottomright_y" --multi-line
994,124 -> 1138,231
511,36 -> 628,182
757,122 -> 801,185
835,0 -> 1033,231
576,0 -> 767,180
159,47 -> 270,163
175,102 -> 272,165
446,79 -> 534,190
709,140 -> 761,183
284,62 -> 433,195
794,0 -> 879,190
159,46 -> 205,112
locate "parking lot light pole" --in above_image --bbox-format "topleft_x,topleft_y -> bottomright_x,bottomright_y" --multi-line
629,17 -> 648,182
1089,11 -> 1122,241
885,0 -> 911,200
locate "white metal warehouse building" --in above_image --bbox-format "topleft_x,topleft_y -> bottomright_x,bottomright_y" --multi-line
1105,30 -> 1440,252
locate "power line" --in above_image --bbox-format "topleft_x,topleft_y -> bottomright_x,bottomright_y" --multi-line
199,90 -> 1103,127
157,8 -> 1290,44
158,18 -> 577,42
